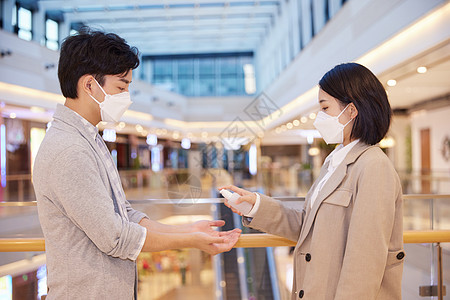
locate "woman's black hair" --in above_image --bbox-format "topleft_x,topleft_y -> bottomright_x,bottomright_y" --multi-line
58,27 -> 140,99
318,62 -> 392,145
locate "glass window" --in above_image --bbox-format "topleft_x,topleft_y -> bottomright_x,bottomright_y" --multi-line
310,0 -> 315,37
218,76 -> 238,96
154,59 -> 172,75
18,7 -> 32,41
219,57 -> 237,75
147,54 -> 253,97
46,19 -> 59,50
198,75 -> 215,96
11,4 -> 17,27
325,0 -> 330,22
178,59 -> 194,75
177,76 -> 195,96
199,58 -> 215,75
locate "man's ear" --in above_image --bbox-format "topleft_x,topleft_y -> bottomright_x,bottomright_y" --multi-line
80,75 -> 95,95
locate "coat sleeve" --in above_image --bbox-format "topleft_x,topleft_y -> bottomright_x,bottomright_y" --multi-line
334,156 -> 402,299
242,193 -> 306,242
49,146 -> 146,261
124,199 -> 149,224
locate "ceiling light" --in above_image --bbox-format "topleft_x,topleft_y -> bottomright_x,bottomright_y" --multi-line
30,106 -> 45,113
135,124 -> 143,132
147,134 -> 158,146
10,113 -> 16,119
308,147 -> 320,156
286,122 -> 293,129
387,79 -> 397,87
379,136 -> 396,148
309,113 -> 316,120
417,66 -> 427,74
275,127 -> 281,134
293,120 -> 300,126
181,138 -> 191,149
300,117 -> 308,123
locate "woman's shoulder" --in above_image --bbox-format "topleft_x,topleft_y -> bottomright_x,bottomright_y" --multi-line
354,144 -> 398,174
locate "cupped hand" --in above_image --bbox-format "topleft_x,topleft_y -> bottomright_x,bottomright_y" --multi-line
194,228 -> 242,255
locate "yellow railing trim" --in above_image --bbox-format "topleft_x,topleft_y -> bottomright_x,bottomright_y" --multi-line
1,194 -> 450,207
1,230 -> 449,252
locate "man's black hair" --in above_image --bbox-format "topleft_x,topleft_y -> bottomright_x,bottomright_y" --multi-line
58,27 -> 140,99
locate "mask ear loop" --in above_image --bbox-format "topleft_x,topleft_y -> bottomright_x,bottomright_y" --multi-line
336,104 -> 350,118
337,103 -> 355,127
92,77 -> 108,96
87,77 -> 108,106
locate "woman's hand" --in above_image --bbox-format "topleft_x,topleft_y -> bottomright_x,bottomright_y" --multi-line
218,185 -> 257,216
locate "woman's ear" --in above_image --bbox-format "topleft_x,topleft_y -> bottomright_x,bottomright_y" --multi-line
350,103 -> 358,119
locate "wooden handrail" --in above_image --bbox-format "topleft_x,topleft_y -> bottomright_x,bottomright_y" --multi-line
1,230 -> 449,252
1,194 -> 450,207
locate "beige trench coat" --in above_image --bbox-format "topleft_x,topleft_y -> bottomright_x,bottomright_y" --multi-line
244,142 -> 404,300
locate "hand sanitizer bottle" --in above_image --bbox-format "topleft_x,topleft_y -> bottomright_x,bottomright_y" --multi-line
220,189 -> 253,216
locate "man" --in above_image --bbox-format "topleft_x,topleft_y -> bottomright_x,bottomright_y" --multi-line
33,28 -> 241,300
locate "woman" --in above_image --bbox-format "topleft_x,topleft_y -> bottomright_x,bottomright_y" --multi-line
221,63 -> 404,300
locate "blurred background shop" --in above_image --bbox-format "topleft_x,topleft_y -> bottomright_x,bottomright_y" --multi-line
0,0 -> 449,299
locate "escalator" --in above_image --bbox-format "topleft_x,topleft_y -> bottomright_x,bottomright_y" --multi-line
217,202 -> 280,300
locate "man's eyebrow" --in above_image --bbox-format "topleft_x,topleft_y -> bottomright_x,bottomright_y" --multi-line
119,78 -> 131,84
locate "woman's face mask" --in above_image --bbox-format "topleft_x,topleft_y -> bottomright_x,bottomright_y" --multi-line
313,104 -> 352,144
88,78 -> 132,123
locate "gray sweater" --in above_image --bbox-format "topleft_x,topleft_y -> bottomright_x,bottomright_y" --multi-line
33,104 -> 147,300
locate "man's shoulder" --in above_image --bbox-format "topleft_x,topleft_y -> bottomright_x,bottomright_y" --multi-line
35,125 -> 93,171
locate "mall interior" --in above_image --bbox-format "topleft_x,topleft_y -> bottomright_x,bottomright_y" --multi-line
0,0 -> 449,299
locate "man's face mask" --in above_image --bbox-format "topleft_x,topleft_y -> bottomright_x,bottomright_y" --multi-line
88,78 -> 132,123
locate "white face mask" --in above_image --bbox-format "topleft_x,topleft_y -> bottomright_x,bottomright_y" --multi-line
88,78 -> 132,123
313,104 -> 353,144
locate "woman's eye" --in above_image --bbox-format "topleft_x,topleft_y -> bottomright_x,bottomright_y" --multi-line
321,107 -> 328,111
119,87 -> 125,91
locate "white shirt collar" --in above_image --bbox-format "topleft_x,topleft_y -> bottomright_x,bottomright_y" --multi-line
325,139 -> 360,169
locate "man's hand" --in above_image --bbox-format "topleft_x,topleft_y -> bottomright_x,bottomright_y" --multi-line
190,220 -> 226,237
192,228 -> 241,255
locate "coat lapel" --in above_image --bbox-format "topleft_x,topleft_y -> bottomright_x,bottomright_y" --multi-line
297,142 -> 375,246
52,105 -> 124,215
52,104 -> 100,153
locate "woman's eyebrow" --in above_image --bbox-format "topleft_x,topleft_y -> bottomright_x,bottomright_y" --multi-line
319,99 -> 328,104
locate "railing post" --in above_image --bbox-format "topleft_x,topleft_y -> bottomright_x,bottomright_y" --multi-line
437,242 -> 443,300
18,179 -> 24,202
